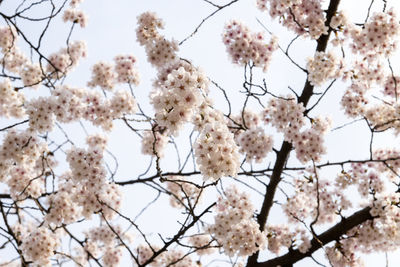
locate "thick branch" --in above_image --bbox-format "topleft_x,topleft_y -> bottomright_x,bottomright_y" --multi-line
247,0 -> 341,266
256,207 -> 373,267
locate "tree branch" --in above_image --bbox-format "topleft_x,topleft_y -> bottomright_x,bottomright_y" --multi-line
255,207 -> 373,267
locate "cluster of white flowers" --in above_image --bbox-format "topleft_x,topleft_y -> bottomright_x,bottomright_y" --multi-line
291,116 -> 331,163
0,130 -> 52,200
330,10 -> 349,30
102,247 -> 124,267
45,179 -> 81,225
222,20 -> 278,72
88,54 -> 140,90
165,176 -> 202,208
7,165 -> 45,200
306,51 -> 344,86
136,12 -> 178,68
0,26 -> 16,51
38,135 -> 121,224
20,63 -> 43,88
63,8 -> 87,27
82,224 -> 130,266
364,103 -> 400,135
349,8 -> 400,58
372,148 -> 400,181
136,12 -> 164,46
46,40 -> 87,79
87,61 -> 116,89
284,176 -> 352,224
265,98 -> 330,164
83,89 -> 137,131
20,227 -> 60,266
137,244 -> 197,267
228,110 -> 261,138
256,0 -> 328,39
347,60 -> 386,87
195,122 -> 240,180
340,83 -> 369,118
207,185 -> 266,256
151,64 -> 207,134
0,26 -> 45,88
114,54 -> 140,84
237,127 -> 273,163
3,47 -> 27,73
325,244 -> 364,267
0,78 -> 25,118
25,85 -> 137,132
342,163 -> 384,198
266,225 -> 311,254
227,110 -> 273,162
325,193 -> 400,265
188,234 -> 215,255
141,129 -> 169,158
26,96 -> 55,133
192,98 -> 225,131
263,96 -> 306,140
137,12 -> 215,136
383,75 -> 400,97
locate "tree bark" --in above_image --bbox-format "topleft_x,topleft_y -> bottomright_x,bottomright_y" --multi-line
246,0 -> 342,266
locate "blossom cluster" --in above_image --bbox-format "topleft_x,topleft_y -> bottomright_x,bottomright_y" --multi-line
227,111 -> 273,162
136,12 -> 178,68
0,130 -> 52,200
88,54 -> 140,90
207,185 -> 266,256
349,8 -> 400,58
284,176 -> 352,224
20,227 -> 60,266
372,148 -> 400,181
256,0 -> 328,39
46,40 -> 87,79
0,26 -> 45,88
291,116 -> 331,163
263,96 -> 331,163
228,110 -> 261,138
82,224 -> 131,266
337,163 -> 385,198
45,179 -> 81,225
61,135 -> 122,221
325,193 -> 400,266
383,75 -> 400,97
136,13 -> 211,136
141,129 -> 169,158
263,96 -> 306,139
26,85 -> 137,132
0,78 -> 25,118
150,62 -> 207,134
363,103 -> 400,135
325,244 -> 364,267
137,244 -> 197,267
43,135 -> 121,227
237,127 -> 273,163
306,51 -> 343,86
194,122 -> 240,180
63,8 -> 87,28
0,26 -> 16,51
266,225 -> 311,254
340,83 -> 369,118
222,20 -> 278,71
192,98 -> 225,131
